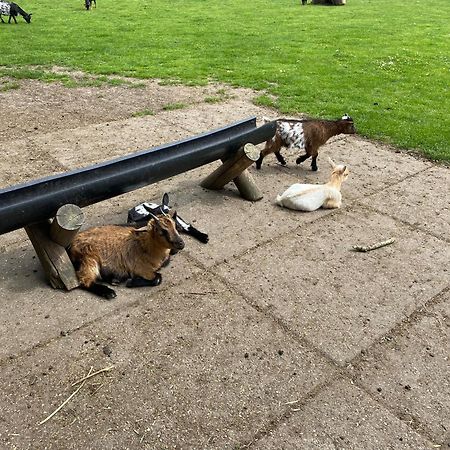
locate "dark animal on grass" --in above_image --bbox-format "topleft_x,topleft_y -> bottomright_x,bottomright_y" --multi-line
256,114 -> 356,171
302,0 -> 307,4
68,209 -> 185,300
85,0 -> 96,10
0,1 -> 31,23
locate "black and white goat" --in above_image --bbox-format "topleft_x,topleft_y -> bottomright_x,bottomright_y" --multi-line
128,193 -> 209,244
0,1 -> 31,23
256,114 -> 356,171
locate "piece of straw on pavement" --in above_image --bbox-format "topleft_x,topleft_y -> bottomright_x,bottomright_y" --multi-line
352,238 -> 395,252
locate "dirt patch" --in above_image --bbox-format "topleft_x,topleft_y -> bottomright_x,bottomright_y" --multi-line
0,74 -> 273,189
0,75 -> 259,142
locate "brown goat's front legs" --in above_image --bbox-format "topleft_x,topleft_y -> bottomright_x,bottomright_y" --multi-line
256,149 -> 287,169
125,260 -> 164,288
256,138 -> 287,169
296,152 -> 318,171
126,273 -> 162,288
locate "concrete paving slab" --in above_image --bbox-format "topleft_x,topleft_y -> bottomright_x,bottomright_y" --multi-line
214,207 -> 450,364
0,239 -> 203,361
50,153 -> 324,271
253,379 -> 434,449
0,275 -> 336,450
0,100 -> 271,188
360,165 -> 450,241
349,291 -> 450,444
253,134 -> 431,195
324,136 -> 432,198
0,137 -> 67,188
170,185 -> 335,268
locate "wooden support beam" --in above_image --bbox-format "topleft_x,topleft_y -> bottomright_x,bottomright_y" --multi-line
201,143 -> 263,201
25,220 -> 80,291
233,170 -> 263,202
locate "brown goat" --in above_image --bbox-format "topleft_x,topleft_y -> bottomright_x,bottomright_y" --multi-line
256,114 -> 356,171
68,211 -> 184,299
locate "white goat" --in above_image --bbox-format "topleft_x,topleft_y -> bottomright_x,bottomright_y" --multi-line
276,158 -> 349,211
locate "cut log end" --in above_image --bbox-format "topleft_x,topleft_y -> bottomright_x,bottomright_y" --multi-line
54,204 -> 85,231
243,143 -> 261,162
50,204 -> 85,248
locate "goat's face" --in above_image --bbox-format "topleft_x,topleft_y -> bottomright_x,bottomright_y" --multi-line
340,115 -> 356,134
151,213 -> 185,251
333,165 -> 350,181
24,13 -> 31,23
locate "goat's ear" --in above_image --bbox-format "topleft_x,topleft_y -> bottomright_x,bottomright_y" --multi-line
328,157 -> 336,168
342,165 -> 347,173
162,193 -> 169,207
170,209 -> 177,219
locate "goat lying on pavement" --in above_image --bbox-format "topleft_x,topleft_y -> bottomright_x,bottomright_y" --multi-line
276,158 -> 349,211
68,209 -> 184,300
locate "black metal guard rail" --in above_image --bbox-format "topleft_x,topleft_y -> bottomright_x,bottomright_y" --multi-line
0,117 -> 276,235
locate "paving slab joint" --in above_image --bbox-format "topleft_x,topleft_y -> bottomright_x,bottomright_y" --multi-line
354,201 -> 450,244
349,285 -> 449,370
0,252 -> 207,369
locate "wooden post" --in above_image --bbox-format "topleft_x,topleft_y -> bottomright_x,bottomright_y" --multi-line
201,143 -> 263,201
233,170 -> 263,202
25,203 -> 83,291
50,204 -> 85,248
25,220 -> 80,291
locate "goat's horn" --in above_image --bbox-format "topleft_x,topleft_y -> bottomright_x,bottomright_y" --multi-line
148,212 -> 160,222
328,157 -> 336,168
143,205 -> 160,222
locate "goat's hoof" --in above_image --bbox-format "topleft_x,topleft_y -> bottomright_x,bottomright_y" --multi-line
311,166 -> 318,172
104,291 -> 117,300
153,273 -> 162,286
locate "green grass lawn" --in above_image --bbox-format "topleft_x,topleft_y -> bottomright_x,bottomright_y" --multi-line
1,0 -> 449,161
